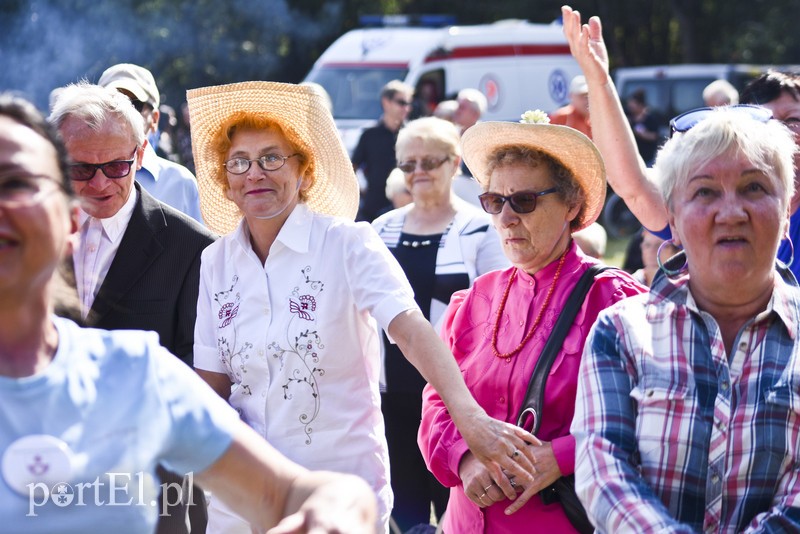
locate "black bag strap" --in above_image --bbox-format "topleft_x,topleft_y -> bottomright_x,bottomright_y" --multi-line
516,264 -> 614,434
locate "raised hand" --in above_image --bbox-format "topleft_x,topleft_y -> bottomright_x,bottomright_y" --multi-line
561,6 -> 611,86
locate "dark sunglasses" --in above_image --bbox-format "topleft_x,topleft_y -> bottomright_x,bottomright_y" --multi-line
669,104 -> 772,138
68,148 -> 137,182
479,187 -> 558,215
397,156 -> 449,174
393,98 -> 412,107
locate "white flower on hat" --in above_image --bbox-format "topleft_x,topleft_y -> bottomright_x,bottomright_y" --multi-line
519,109 -> 550,124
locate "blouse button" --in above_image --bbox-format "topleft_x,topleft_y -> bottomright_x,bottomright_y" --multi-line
499,397 -> 505,403
646,389 -> 655,397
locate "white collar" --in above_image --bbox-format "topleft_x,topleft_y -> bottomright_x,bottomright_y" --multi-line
77,186 -> 138,243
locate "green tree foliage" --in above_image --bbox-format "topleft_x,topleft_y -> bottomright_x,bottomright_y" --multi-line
0,0 -> 798,113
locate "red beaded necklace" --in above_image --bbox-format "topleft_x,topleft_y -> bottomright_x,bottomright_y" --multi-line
491,250 -> 568,361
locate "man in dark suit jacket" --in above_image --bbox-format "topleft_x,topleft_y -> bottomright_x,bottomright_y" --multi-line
86,181 -> 214,364
49,82 -> 215,533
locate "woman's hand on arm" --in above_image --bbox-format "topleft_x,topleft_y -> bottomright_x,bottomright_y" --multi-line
389,309 -> 541,504
196,421 -> 377,534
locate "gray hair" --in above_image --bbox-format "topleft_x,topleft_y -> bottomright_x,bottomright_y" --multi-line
396,116 -> 461,160
48,81 -> 145,147
385,167 -> 408,200
457,88 -> 488,115
702,79 -> 739,106
655,107 -> 796,213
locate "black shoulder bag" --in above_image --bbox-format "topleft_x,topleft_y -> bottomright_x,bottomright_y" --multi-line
516,264 -> 611,534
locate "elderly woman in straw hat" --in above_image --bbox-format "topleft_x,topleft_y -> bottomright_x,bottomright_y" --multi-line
418,111 -> 645,533
186,82 -> 541,533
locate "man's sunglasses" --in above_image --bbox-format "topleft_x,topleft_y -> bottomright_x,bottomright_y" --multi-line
669,104 -> 772,138
478,187 -> 558,215
68,148 -> 137,181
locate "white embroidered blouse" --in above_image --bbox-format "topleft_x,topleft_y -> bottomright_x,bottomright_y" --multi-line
194,203 -> 417,523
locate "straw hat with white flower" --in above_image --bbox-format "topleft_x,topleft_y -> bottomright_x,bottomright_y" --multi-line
461,110 -> 606,232
187,81 -> 359,235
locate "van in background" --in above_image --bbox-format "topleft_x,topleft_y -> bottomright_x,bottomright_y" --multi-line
303,16 -> 581,154
614,63 -> 800,136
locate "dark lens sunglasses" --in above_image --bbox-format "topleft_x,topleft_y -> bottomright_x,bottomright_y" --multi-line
69,148 -> 137,182
397,157 -> 449,174
669,104 -> 772,138
479,187 -> 558,215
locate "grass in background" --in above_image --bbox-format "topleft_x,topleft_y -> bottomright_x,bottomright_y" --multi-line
605,236 -> 632,269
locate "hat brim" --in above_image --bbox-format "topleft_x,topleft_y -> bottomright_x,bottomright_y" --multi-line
103,80 -> 153,107
187,81 -> 359,235
461,122 -> 606,231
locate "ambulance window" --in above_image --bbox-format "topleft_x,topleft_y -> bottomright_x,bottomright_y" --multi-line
306,66 -> 408,120
412,70 -> 445,119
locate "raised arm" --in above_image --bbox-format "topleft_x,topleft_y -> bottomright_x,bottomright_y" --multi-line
561,6 -> 669,232
196,421 -> 377,533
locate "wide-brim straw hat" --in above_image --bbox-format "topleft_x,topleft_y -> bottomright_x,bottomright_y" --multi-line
187,81 -> 359,235
461,121 -> 606,232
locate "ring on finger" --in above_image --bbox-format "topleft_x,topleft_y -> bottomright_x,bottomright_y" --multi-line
511,449 -> 521,458
479,492 -> 487,500
483,484 -> 493,492
509,479 -> 517,488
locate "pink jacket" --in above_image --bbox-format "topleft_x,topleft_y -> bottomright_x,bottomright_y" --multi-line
419,242 -> 646,533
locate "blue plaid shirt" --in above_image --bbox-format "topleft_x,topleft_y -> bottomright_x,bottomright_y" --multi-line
573,269 -> 800,533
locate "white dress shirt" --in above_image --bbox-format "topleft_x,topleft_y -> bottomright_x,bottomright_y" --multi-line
194,203 -> 417,533
73,188 -> 137,318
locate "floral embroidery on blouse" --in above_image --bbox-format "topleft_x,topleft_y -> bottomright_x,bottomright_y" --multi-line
270,265 -> 326,444
214,275 -> 253,393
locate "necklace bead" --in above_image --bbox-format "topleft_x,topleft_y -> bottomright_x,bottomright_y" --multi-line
400,239 -> 433,248
491,250 -> 567,359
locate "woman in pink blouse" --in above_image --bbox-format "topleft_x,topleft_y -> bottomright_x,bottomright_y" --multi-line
419,114 -> 646,533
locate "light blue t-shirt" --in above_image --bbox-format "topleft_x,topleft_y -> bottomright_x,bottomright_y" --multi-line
0,317 -> 237,533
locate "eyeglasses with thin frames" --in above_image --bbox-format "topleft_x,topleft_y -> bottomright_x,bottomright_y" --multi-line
0,174 -> 62,209
68,147 -> 138,182
397,156 -> 449,174
223,153 -> 299,175
479,188 -> 559,215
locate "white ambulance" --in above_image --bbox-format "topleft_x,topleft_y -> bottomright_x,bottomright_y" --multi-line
303,16 -> 582,154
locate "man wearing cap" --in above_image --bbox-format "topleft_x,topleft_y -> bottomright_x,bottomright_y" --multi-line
99,63 -> 204,224
48,82 -> 216,534
549,75 -> 592,139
